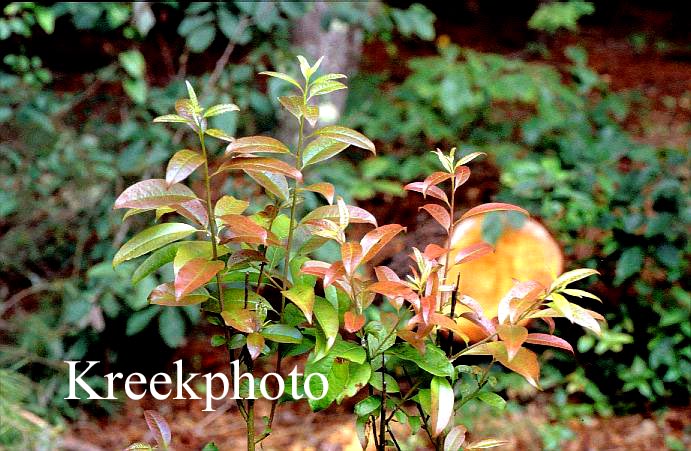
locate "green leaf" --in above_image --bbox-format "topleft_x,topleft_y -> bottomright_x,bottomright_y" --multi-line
309,79 -> 347,97
614,247 -> 643,286
430,376 -> 454,437
278,95 -> 304,119
389,343 -> 453,377
131,241 -> 188,284
114,179 -> 197,209
205,128 -> 234,142
159,307 -> 185,347
329,339 -> 367,364
210,335 -> 226,347
368,371 -> 400,393
341,362 -> 371,400
260,71 -> 303,91
166,149 -> 204,186
186,24 -> 216,53
477,392 -> 506,410
126,307 -> 159,335
113,223 -> 197,266
314,297 -> 338,353
153,114 -> 187,124
225,136 -> 291,155
312,125 -> 376,153
214,195 -> 249,217
203,103 -> 239,118
354,395 -> 381,417
34,6 -> 55,34
173,241 -> 229,274
282,284 -> 315,323
261,324 -> 303,344
302,137 -> 349,166
202,443 -> 220,451
550,268 -> 599,291
244,170 -> 289,201
119,50 -> 146,78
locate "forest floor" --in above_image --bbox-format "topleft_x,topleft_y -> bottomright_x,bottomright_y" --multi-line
62,4 -> 691,451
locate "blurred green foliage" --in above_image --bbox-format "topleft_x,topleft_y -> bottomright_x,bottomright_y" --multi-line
343,42 -> 690,409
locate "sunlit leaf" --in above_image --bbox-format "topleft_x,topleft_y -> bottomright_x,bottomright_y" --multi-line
525,333 -> 574,353
430,313 -> 469,343
561,288 -> 602,303
166,149 -> 204,187
148,282 -> 209,306
455,151 -> 486,167
113,223 -> 197,266
260,71 -> 303,91
303,104 -> 319,127
453,242 -> 493,265
218,214 -> 269,245
454,165 -> 471,187
464,342 -> 540,388
245,170 -> 289,201
312,125 -> 375,153
497,280 -> 544,325
302,137 -> 349,166
203,103 -> 239,118
153,114 -> 187,124
311,73 -> 347,85
360,224 -> 406,264
205,128 -> 234,142
172,241 -> 228,275
314,297 -> 338,352
420,204 -> 451,231
214,195 -> 249,217
185,80 -> 199,109
368,371 -> 400,393
309,79 -> 347,97
497,324 -> 528,361
341,242 -> 363,275
465,438 -> 510,449
422,171 -> 452,196
216,157 -> 302,181
114,179 -> 197,209
144,410 -> 171,449
282,284 -> 315,323
278,95 -> 303,119
444,425 -> 467,451
550,268 -> 599,291
174,258 -> 224,299
460,202 -> 529,221
222,308 -> 260,333
430,376 -> 454,437
344,311 -> 366,333
303,182 -> 335,204
404,182 -> 449,205
388,343 -> 454,377
225,136 -> 291,155
175,199 -> 209,228
302,204 -> 377,227
131,241 -> 188,284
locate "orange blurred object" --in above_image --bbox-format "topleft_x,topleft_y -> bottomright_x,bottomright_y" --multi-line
446,214 -> 563,342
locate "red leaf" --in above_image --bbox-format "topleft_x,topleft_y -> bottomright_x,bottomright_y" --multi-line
246,332 -> 265,360
174,199 -> 209,228
324,261 -> 345,288
420,204 -> 451,231
525,333 -> 574,354
497,324 -> 529,361
360,224 -> 406,264
216,157 -> 302,181
114,179 -> 197,209
460,202 -> 529,221
374,266 -> 401,283
404,182 -> 449,205
454,242 -> 493,265
303,182 -> 335,204
454,165 -> 471,188
431,313 -> 469,343
344,311 -> 365,333
497,280 -> 544,325
424,243 -> 448,260
225,136 -> 290,155
174,258 -> 224,299
368,281 -> 416,299
341,242 -> 363,275
397,329 -> 426,354
218,214 -> 268,245
165,149 -> 204,186
422,171 -> 452,196
148,282 -> 209,306
301,260 -> 330,278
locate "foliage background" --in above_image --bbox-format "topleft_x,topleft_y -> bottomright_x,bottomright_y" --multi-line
0,1 -> 688,449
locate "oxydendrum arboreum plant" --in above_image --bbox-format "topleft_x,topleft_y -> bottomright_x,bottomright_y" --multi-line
112,55 -> 603,450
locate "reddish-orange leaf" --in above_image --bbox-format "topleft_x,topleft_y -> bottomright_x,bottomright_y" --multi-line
454,242 -> 493,265
216,157 -> 302,181
301,260 -> 330,278
368,281 -> 415,299
174,199 -> 208,228
302,204 -> 377,227
221,308 -> 260,333
374,266 -> 402,283
165,149 -> 204,187
525,333 -> 574,354
465,342 -> 540,388
460,202 -> 529,221
424,243 -> 448,260
218,214 -> 268,245
454,165 -> 471,188
174,258 -> 224,300
360,224 -> 406,264
497,280 -> 544,325
114,179 -> 197,209
397,329 -> 426,354
497,324 -> 529,361
404,182 -> 449,205
420,295 -> 435,323
227,249 -> 268,269
225,136 -> 290,155
344,311 -> 366,333
303,182 -> 335,204
148,282 -> 209,306
430,313 -> 469,343
422,171 -> 452,196
420,204 -> 451,231
341,242 -> 363,275
324,261 -> 345,288
246,332 -> 265,360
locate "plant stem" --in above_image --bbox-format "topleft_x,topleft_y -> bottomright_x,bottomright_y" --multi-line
379,353 -> 386,450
